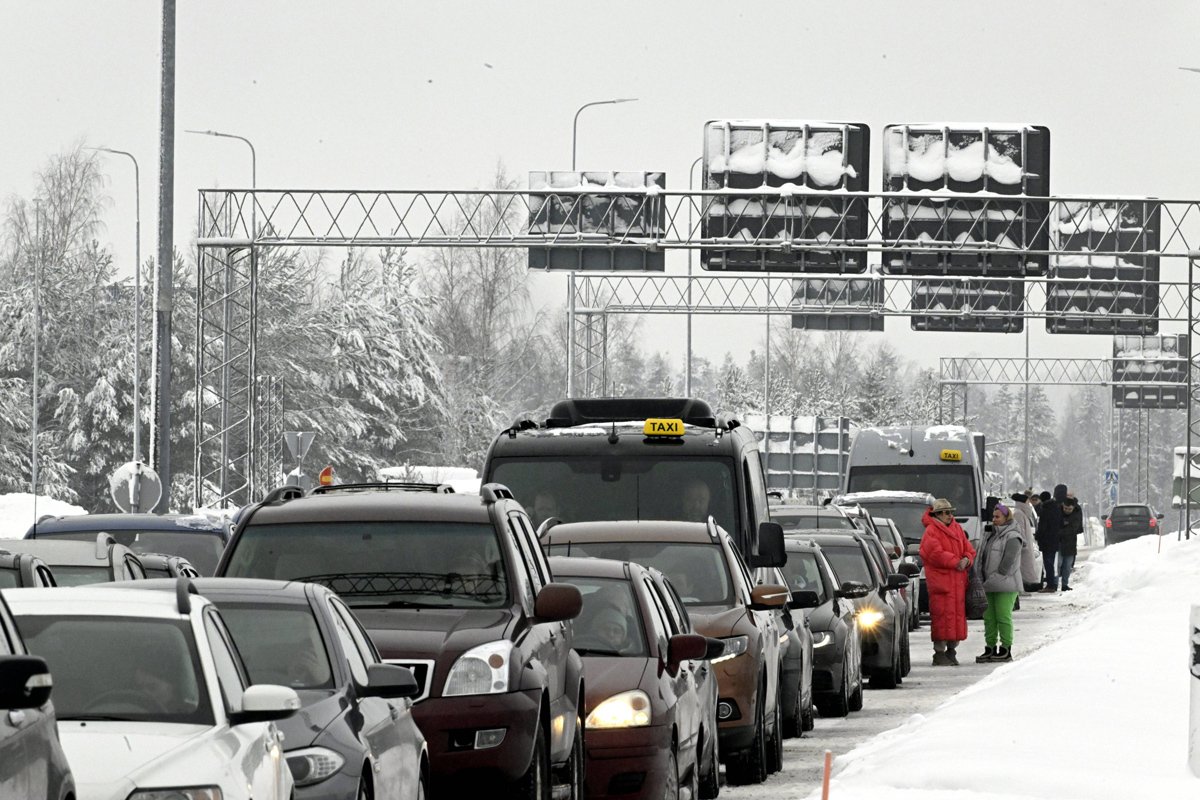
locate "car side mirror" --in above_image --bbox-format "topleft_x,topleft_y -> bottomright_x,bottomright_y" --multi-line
534,583 -> 583,623
905,543 -> 920,556
667,633 -> 708,667
749,583 -> 789,610
703,637 -> 726,660
897,562 -> 921,578
752,522 -> 787,568
1156,513 -> 1164,520
1101,514 -> 1108,520
0,655 -> 53,709
836,581 -> 871,600
361,663 -> 420,699
229,684 -> 301,725
886,574 -> 910,591
788,589 -> 821,610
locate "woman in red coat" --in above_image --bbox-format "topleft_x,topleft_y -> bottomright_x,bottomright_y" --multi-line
919,498 -> 977,666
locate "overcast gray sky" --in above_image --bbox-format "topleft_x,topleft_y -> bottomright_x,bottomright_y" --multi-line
4,0 -> 1199,377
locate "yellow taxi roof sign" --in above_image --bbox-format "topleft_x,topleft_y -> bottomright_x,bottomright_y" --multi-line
644,418 -> 685,437
940,449 -> 962,462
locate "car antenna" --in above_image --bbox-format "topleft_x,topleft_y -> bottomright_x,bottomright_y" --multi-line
608,420 -> 619,445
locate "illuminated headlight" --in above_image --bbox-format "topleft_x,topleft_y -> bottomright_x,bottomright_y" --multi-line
128,790 -> 223,800
812,631 -> 833,648
711,635 -> 749,664
444,641 -> 513,696
286,746 -> 345,786
586,690 -> 652,729
857,609 -> 885,629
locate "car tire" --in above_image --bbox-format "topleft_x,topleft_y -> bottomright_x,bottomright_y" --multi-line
511,726 -> 551,800
818,660 -> 850,718
870,645 -> 900,689
801,679 -> 815,733
901,631 -> 912,677
766,690 -> 784,774
416,770 -> 427,800
726,689 -> 768,785
664,747 -> 680,800
847,669 -> 864,713
783,676 -> 803,739
698,727 -> 720,799
562,718 -> 585,800
356,776 -> 371,800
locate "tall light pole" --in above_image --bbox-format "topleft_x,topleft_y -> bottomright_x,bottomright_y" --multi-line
90,147 -> 142,464
151,0 -> 176,513
31,200 -> 42,510
686,155 -> 702,395
185,129 -> 257,188
571,98 -> 638,171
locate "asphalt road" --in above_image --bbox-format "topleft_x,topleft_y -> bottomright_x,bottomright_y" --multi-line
722,548 -> 1097,799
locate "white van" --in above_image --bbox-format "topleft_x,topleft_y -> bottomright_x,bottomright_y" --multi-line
841,425 -> 987,545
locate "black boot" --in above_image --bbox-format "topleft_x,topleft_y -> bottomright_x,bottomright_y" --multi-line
991,645 -> 1012,662
975,646 -> 996,663
946,644 -> 959,666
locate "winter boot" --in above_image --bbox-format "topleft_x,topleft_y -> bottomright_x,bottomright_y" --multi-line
991,645 -> 1013,662
975,646 -> 996,663
946,644 -> 960,666
931,651 -> 954,666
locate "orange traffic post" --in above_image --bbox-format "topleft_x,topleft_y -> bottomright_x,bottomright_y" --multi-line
821,749 -> 833,800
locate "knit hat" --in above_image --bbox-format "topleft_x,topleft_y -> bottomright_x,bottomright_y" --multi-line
1011,492 -> 1028,503
994,502 -> 1012,521
1039,491 -> 1052,503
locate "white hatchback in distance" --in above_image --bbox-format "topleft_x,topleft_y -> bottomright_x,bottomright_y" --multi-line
6,582 -> 299,800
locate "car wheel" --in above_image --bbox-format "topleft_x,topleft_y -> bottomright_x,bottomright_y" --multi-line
698,727 -> 720,799
819,659 -> 850,718
664,747 -> 680,800
562,718 -> 585,800
357,776 -> 371,800
870,644 -> 900,689
766,690 -> 784,774
901,630 -> 912,677
801,679 -> 815,733
726,688 -> 767,785
511,726 -> 550,800
783,676 -> 803,739
416,770 -> 427,800
848,667 -> 864,713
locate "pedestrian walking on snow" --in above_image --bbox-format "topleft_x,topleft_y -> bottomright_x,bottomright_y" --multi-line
920,498 -> 976,666
1058,495 -> 1083,591
975,503 -> 1025,662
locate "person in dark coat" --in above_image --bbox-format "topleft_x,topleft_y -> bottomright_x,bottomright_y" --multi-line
1035,485 -> 1067,592
1058,494 -> 1084,591
919,498 -> 976,666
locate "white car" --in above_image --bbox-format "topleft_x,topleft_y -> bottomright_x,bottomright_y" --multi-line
6,582 -> 299,800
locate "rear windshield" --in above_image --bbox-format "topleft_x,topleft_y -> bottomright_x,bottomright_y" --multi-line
48,565 -> 114,586
0,569 -> 18,589
547,541 -> 732,608
219,603 -> 336,690
490,456 -> 739,539
820,544 -> 873,587
223,521 -> 510,609
773,509 -> 856,531
31,530 -> 225,575
847,465 -> 978,517
1112,506 -> 1150,518
853,503 -> 927,543
561,577 -> 648,658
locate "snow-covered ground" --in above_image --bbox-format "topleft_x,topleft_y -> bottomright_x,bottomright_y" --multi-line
805,533 -> 1199,799
0,493 -> 87,539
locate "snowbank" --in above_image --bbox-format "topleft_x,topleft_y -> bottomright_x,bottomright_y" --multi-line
0,493 -> 87,539
808,534 -> 1200,798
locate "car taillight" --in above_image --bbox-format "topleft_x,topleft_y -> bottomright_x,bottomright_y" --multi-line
1104,518 -> 1112,528
1149,517 -> 1157,527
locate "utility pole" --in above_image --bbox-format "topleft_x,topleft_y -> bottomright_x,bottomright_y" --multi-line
149,0 -> 175,512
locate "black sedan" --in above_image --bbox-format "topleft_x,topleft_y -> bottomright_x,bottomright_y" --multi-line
776,538 -> 867,717
127,578 -> 428,800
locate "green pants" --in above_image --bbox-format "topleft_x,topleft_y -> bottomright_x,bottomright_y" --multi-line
983,592 -> 1018,647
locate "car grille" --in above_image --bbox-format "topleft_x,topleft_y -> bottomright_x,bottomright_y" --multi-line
385,659 -> 435,702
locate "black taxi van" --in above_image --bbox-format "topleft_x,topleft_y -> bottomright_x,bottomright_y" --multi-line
482,397 -> 779,563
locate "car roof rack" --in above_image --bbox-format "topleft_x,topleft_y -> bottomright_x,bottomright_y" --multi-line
176,577 -> 200,614
311,482 -> 455,495
480,483 -> 516,504
95,532 -> 116,559
536,516 -> 561,539
261,485 -> 305,505
544,397 -> 719,429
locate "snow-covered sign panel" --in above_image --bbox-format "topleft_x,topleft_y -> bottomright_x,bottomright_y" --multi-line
790,274 -> 884,331
743,414 -> 855,500
1047,199 -> 1161,335
882,124 -> 1050,278
527,171 -> 666,270
910,278 -> 1024,333
1111,333 -> 1187,409
701,120 -> 870,273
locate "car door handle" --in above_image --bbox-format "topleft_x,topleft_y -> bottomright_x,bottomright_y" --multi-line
7,710 -> 25,727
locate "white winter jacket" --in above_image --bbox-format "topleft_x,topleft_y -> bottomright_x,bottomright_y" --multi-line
1011,501 -> 1041,588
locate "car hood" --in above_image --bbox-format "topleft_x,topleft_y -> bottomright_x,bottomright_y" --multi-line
352,606 -> 515,661
686,604 -> 749,639
58,721 -> 238,797
277,689 -> 344,749
583,656 -> 651,709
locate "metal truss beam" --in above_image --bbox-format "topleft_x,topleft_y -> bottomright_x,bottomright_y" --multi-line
941,358 -> 1113,386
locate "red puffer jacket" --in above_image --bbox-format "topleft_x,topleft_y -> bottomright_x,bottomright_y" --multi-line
919,509 -> 977,642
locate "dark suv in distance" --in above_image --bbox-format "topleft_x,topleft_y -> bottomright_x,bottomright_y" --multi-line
1103,503 -> 1165,545
25,512 -> 230,576
216,482 -> 586,800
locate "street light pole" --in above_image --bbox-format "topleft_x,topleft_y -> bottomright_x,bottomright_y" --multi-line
90,147 -> 142,463
686,156 -> 702,395
571,98 -> 638,171
185,129 -> 257,188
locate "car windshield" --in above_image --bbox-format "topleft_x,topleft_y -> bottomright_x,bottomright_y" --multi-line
490,456 -> 739,538
17,615 -> 213,724
854,503 -> 928,543
820,545 -> 873,587
547,541 -> 732,608
773,509 -> 857,531
47,565 -> 113,586
34,530 -> 225,575
780,551 -> 826,596
561,577 -> 648,657
218,602 -> 336,690
223,521 -> 510,609
847,466 -> 978,516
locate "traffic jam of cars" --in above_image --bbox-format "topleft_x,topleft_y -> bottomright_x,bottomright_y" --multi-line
2,397 -> 936,800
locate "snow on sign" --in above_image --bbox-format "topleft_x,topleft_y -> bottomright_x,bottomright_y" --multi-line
790,273 -> 884,331
1111,334 -> 1187,409
744,414 -> 855,501
527,171 -> 666,271
700,120 -> 870,273
1047,200 -> 1161,335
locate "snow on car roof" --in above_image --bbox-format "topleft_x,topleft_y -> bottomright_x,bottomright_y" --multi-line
839,490 -> 935,504
3,586 -> 202,618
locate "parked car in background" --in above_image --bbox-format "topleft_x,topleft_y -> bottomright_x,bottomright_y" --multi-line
542,518 -> 790,786
137,553 -> 202,580
0,535 -> 145,586
217,482 -> 587,800
0,587 -> 74,799
838,491 -> 935,614
855,534 -> 913,676
26,512 -> 230,576
754,565 -> 815,738
795,532 -> 909,690
127,578 -> 428,800
775,538 -> 866,717
869,518 -> 922,632
0,550 -> 57,588
8,584 -> 298,800
1103,503 -> 1165,545
770,504 -> 858,532
551,556 -> 717,800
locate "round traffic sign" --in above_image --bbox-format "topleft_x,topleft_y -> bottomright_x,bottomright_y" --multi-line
109,461 -> 163,513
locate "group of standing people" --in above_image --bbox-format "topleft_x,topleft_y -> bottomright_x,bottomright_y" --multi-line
918,482 -> 1082,667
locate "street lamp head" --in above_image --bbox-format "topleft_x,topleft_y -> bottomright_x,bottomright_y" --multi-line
612,97 -> 638,104
1180,66 -> 1200,74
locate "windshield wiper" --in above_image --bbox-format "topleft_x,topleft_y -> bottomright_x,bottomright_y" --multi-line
64,714 -> 138,721
574,647 -> 626,657
349,600 -> 457,609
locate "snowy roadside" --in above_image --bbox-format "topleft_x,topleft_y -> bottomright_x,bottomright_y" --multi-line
805,534 -> 1200,799
0,493 -> 87,539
